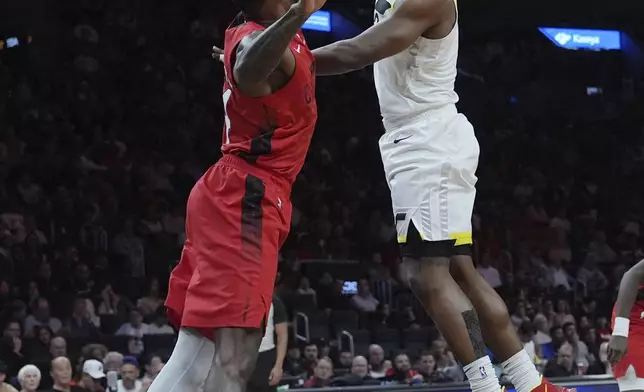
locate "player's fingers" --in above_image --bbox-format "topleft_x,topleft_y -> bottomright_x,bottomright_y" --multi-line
212,45 -> 224,54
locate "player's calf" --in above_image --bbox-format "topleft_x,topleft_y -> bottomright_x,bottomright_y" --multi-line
209,327 -> 263,392
399,247 -> 500,392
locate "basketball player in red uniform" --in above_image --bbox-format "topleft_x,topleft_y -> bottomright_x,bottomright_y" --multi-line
609,258 -> 644,391
147,0 -> 324,391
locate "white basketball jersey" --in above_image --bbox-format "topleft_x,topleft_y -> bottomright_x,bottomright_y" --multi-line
373,0 -> 460,127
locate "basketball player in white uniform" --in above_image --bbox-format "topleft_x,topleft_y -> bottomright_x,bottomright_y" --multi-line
310,1 -> 574,392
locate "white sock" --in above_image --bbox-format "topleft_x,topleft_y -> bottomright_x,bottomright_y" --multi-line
501,350 -> 542,392
147,328 -> 216,392
463,356 -> 502,392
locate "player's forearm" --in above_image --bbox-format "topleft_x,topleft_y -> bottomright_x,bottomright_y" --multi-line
274,324 -> 288,368
235,7 -> 308,85
615,263 -> 644,318
313,41 -> 370,76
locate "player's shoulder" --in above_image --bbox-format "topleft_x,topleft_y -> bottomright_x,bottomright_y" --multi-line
395,0 -> 454,17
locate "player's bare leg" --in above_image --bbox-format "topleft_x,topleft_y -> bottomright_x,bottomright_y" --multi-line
399,226 -> 501,392
207,327 -> 263,392
451,255 -> 563,392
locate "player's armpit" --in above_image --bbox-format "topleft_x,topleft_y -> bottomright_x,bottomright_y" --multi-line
313,0 -> 449,76
615,259 -> 644,319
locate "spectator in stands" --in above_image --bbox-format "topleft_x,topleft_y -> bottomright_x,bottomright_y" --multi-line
330,355 -> 373,386
533,314 -> 552,345
17,364 -> 41,392
66,298 -> 100,339
587,342 -> 611,376
23,298 -> 62,337
588,231 -> 617,264
296,277 -> 317,304
115,310 -> 149,338
0,330 -> 26,378
350,280 -> 378,313
337,350 -> 353,370
549,230 -> 572,264
26,326 -> 53,362
48,356 -> 80,392
549,258 -> 573,292
518,321 -> 541,364
577,254 -> 609,294
50,337 -> 67,359
553,300 -> 575,327
117,357 -> 142,392
302,358 -> 333,388
476,251 -> 502,289
550,326 -> 566,350
367,344 -> 386,379
141,355 -> 164,385
283,345 -> 304,377
416,352 -> 450,383
103,353 -> 123,373
79,359 -> 105,392
430,340 -> 464,382
136,280 -> 163,319
0,360 -> 18,392
563,323 -> 591,368
302,343 -> 319,376
383,353 -> 422,385
97,285 -> 131,324
543,343 -> 575,378
146,310 -> 173,336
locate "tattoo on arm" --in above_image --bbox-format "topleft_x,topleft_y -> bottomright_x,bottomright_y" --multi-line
235,7 -> 308,86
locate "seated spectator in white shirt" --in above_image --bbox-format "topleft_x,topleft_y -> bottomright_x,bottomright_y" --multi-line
588,231 -> 617,263
23,298 -> 62,337
351,280 -> 379,313
147,309 -> 175,335
115,309 -> 150,338
549,258 -> 572,291
577,253 -> 609,294
476,253 -> 502,289
118,357 -> 143,392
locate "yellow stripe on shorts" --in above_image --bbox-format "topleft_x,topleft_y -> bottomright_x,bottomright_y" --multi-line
449,232 -> 472,246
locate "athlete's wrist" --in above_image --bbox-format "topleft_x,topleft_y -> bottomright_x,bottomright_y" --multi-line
613,316 -> 630,338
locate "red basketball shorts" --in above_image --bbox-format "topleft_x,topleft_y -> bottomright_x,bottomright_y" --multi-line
165,155 -> 291,337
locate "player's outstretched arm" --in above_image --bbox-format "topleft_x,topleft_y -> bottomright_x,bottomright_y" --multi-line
233,0 -> 326,91
312,0 -> 449,76
609,258 -> 644,363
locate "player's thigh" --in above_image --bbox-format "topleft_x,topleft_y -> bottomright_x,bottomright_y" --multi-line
215,327 -> 264,377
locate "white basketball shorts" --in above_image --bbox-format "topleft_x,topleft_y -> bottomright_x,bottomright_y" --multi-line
379,104 -> 479,246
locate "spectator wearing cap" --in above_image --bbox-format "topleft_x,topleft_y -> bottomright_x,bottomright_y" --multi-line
117,357 -> 142,392
17,364 -> 41,392
0,360 -> 19,392
79,360 -> 106,392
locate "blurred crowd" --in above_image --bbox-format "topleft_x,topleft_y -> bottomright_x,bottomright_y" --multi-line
2,0 -> 644,390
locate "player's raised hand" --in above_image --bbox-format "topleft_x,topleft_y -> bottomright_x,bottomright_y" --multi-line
212,45 -> 224,63
292,0 -> 327,17
607,335 -> 628,364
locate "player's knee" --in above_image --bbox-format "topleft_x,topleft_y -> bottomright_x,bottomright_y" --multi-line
401,258 -> 450,295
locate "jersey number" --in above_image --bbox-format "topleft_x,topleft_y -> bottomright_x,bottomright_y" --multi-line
222,89 -> 232,144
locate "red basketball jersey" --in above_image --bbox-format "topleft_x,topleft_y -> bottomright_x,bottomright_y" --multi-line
612,285 -> 644,378
221,14 -> 318,185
